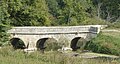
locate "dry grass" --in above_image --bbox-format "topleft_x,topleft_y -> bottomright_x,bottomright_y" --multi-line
0,46 -> 119,64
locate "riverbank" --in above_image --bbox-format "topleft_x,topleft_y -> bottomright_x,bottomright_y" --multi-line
0,46 -> 120,64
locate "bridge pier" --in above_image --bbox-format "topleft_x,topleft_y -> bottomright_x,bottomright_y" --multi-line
23,38 -> 38,52
27,40 -> 36,49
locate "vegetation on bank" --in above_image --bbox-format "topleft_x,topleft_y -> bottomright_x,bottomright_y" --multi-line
0,46 -> 120,64
85,32 -> 120,56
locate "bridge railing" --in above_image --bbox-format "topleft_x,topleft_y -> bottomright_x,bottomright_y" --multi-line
8,25 -> 102,34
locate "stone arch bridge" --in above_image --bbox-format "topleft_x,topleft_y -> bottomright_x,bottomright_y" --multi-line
8,25 -> 106,51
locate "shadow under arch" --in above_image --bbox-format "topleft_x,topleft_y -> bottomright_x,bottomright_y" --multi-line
10,38 -> 26,49
71,37 -> 86,51
36,38 -> 58,52
36,38 -> 48,50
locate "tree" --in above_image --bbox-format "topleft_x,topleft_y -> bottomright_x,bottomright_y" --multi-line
53,0 -> 92,25
0,0 -> 10,46
2,0 -> 53,26
92,0 -> 120,22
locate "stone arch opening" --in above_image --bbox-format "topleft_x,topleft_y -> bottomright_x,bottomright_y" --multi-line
36,38 -> 58,52
10,38 -> 26,49
36,38 -> 48,51
71,37 -> 86,51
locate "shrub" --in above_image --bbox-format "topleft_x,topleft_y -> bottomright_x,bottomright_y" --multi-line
85,33 -> 120,56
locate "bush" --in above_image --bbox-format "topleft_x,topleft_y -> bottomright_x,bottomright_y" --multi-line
44,38 -> 62,51
85,33 -> 120,56
0,24 -> 11,46
80,17 -> 108,25
108,21 -> 120,28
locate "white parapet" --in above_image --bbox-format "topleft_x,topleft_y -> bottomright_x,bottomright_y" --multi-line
8,25 -> 106,34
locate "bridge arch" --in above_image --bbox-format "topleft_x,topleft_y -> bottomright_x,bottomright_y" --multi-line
10,38 -> 26,49
36,38 -> 58,51
70,37 -> 86,51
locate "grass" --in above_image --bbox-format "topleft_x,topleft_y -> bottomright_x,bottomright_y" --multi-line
0,46 -> 120,64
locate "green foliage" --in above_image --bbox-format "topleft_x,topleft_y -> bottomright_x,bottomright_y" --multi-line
92,0 -> 120,22
45,0 -> 93,26
44,38 -> 61,51
57,0 -> 89,25
81,17 -> 108,25
1,0 -> 119,26
108,21 -> 120,28
0,1 -> 11,46
0,0 -> 120,26
85,33 -> 120,56
0,24 -> 10,46
0,0 -> 53,26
